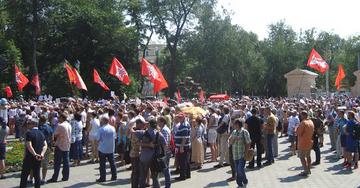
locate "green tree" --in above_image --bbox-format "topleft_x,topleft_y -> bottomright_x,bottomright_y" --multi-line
181,5 -> 265,95
261,21 -> 302,96
4,0 -> 141,98
146,0 -> 200,97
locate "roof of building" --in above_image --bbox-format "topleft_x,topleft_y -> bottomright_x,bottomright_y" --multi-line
284,68 -> 318,78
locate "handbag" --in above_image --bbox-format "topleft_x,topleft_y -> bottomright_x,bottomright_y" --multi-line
216,124 -> 228,134
153,132 -> 168,172
242,130 -> 255,161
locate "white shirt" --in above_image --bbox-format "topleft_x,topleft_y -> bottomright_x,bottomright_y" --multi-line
0,108 -> 8,124
8,109 -> 17,118
288,115 -> 300,136
209,113 -> 219,128
89,118 -> 100,140
81,110 -> 87,127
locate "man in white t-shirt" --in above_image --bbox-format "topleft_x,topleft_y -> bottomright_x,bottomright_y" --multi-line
287,110 -> 300,155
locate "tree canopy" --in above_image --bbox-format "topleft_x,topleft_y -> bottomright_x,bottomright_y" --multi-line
0,0 -> 359,98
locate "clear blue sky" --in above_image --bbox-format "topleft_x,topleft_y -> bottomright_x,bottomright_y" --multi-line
218,0 -> 360,39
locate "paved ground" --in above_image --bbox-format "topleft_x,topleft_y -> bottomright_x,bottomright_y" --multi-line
2,134 -> 360,188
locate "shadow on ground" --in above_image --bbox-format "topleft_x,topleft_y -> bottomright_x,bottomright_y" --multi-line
64,178 -> 131,188
204,180 -> 229,187
278,174 -> 307,183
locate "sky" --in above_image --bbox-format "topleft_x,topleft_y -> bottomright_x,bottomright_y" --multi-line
217,0 -> 360,39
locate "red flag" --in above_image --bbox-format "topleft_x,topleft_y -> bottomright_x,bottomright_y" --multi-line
199,89 -> 205,103
73,68 -> 88,91
4,86 -> 12,98
14,64 -> 29,91
307,48 -> 329,74
109,57 -> 131,85
141,58 -> 159,82
64,63 -> 76,84
152,64 -> 168,93
177,89 -> 182,103
141,58 -> 168,93
93,69 -> 110,91
335,64 -> 346,90
31,74 -> 41,95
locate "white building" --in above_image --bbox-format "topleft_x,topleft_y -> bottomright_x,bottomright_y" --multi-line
140,43 -> 166,64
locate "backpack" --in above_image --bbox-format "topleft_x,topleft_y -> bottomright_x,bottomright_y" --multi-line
153,132 -> 168,172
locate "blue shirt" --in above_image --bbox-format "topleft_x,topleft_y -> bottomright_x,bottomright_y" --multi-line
161,126 -> 171,146
71,120 -> 83,142
174,121 -> 191,148
97,124 -> 116,154
39,123 -> 53,146
335,117 -> 347,135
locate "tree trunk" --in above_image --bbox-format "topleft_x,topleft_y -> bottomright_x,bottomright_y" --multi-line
166,50 -> 177,97
31,0 -> 39,77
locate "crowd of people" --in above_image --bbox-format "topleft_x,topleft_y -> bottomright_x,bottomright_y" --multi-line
0,95 -> 359,188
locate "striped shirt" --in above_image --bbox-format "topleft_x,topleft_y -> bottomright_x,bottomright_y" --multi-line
174,121 -> 191,148
161,125 -> 171,146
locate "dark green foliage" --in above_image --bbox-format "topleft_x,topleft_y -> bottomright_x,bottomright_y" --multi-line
0,0 -> 359,98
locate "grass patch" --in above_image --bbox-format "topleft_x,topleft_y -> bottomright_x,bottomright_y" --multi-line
5,141 -> 25,172
5,141 -> 55,173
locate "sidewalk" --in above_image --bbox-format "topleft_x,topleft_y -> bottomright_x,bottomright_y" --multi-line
1,134 -> 359,188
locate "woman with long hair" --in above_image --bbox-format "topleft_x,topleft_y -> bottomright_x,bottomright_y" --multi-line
191,117 -> 205,169
207,107 -> 219,163
70,112 -> 83,166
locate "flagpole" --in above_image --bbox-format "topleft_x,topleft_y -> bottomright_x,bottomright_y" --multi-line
326,69 -> 329,95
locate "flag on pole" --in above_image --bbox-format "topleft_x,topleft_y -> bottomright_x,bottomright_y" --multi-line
64,63 -> 76,84
141,58 -> 160,82
93,69 -> 110,91
141,58 -> 168,93
4,86 -> 12,98
307,48 -> 329,74
14,64 -> 29,91
199,89 -> 205,103
177,89 -> 182,103
31,74 -> 41,95
335,64 -> 346,90
109,57 -> 131,85
73,68 -> 88,91
153,64 -> 168,93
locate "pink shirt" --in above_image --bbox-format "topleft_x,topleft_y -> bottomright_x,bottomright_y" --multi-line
54,121 -> 72,151
109,116 -> 116,128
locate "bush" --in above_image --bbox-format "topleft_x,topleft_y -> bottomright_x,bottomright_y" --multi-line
5,141 -> 25,172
